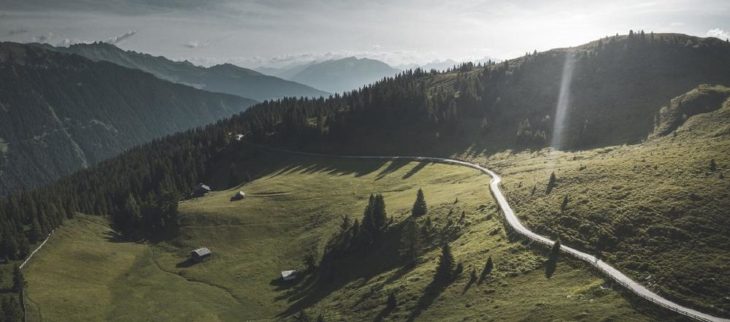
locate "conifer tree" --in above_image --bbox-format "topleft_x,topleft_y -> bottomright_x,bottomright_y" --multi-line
546,172 -> 557,194
560,195 -> 569,212
411,188 -> 427,217
399,219 -> 421,265
12,266 -> 25,292
386,292 -> 397,309
434,243 -> 455,283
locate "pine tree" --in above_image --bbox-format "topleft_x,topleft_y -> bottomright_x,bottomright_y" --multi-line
546,172 -> 557,194
550,239 -> 561,260
710,159 -> 717,171
411,188 -> 427,217
12,266 -> 25,292
545,239 -> 561,278
434,243 -> 455,283
560,195 -> 569,212
399,219 -> 421,265
386,292 -> 397,309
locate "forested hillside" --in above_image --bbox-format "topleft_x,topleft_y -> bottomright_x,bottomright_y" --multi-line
239,33 -> 730,154
0,42 -> 255,195
45,42 -> 329,101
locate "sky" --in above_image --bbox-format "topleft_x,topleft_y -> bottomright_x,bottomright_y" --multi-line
1,0 -> 729,68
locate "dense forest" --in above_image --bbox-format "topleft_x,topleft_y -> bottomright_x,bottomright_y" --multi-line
1,33 -> 730,317
0,42 -> 255,195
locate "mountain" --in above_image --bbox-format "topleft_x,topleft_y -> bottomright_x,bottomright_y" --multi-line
255,61 -> 316,80
287,57 -> 400,93
44,42 -> 329,101
0,42 -> 255,195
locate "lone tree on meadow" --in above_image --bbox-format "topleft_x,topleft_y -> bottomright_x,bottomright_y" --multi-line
560,195 -> 569,212
546,172 -> 557,194
434,243 -> 455,283
412,188 -> 428,217
545,239 -> 561,278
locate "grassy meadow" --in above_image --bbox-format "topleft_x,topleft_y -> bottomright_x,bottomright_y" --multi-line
485,91 -> 730,316
23,151 -> 657,321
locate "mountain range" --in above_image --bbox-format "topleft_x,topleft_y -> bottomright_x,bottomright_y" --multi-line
0,42 -> 255,195
42,42 -> 329,101
257,57 -> 401,93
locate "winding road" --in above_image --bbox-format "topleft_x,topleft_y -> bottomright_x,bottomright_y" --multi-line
257,145 -> 729,322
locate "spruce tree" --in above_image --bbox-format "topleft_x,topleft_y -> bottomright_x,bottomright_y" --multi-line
560,195 -> 569,212
434,243 -> 455,283
710,159 -> 717,171
12,266 -> 25,292
411,188 -> 427,217
386,292 -> 397,309
550,239 -> 561,260
546,172 -> 557,194
399,219 -> 421,265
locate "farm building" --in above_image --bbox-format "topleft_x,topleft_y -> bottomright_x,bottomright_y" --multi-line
280,270 -> 297,281
230,191 -> 246,201
190,247 -> 212,262
192,183 -> 211,197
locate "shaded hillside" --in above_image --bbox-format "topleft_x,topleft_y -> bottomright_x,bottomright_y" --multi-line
289,57 -> 400,93
0,42 -> 255,195
45,43 -> 328,101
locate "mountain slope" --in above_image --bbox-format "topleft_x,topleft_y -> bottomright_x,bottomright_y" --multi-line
289,57 -> 400,93
45,42 -> 328,101
0,42 -> 255,195
494,84 -> 730,316
2,33 -> 730,320
240,33 -> 730,155
24,156 -> 657,321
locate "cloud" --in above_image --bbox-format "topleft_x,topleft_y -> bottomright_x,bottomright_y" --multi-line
706,28 -> 729,40
183,40 -> 202,48
57,38 -> 91,47
105,30 -> 136,44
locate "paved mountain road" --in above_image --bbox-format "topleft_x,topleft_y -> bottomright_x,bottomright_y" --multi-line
255,145 -> 729,322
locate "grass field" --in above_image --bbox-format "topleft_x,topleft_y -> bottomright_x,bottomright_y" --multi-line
23,151 -> 659,321
485,88 -> 730,316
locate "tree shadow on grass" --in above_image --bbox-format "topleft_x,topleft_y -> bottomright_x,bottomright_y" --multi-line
373,303 -> 395,322
275,227 -> 407,319
406,278 -> 451,322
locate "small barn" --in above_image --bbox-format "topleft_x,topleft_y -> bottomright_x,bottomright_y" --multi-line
280,270 -> 297,281
235,134 -> 245,141
230,191 -> 246,201
190,247 -> 212,262
192,183 -> 212,197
